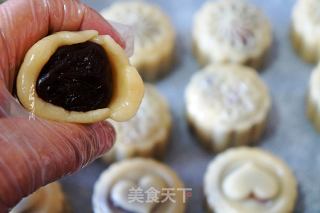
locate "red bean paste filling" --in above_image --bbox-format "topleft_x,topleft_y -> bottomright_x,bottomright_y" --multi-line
36,41 -> 113,112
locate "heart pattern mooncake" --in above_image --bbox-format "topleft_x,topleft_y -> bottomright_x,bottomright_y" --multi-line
110,175 -> 167,213
93,158 -> 186,213
204,148 -> 297,213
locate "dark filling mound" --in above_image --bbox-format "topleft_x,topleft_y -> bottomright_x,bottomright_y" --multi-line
36,41 -> 113,112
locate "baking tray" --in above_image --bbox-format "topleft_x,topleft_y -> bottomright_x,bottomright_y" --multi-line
61,0 -> 319,212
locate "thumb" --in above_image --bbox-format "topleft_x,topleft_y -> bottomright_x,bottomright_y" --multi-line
0,118 -> 115,210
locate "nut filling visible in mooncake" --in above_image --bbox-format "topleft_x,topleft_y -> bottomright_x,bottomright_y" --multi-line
36,41 -> 113,112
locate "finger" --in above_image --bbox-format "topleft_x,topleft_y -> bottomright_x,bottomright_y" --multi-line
0,118 -> 115,210
0,0 -> 124,90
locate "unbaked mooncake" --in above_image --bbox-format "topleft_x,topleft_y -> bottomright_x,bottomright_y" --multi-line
93,158 -> 186,213
101,1 -> 175,80
292,0 -> 320,63
10,182 -> 67,213
185,64 -> 271,152
16,30 -> 144,123
102,84 -> 171,162
193,0 -> 272,68
204,148 -> 297,213
307,64 -> 320,131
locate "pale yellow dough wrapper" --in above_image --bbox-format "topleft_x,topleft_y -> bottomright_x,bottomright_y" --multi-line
16,30 -> 144,123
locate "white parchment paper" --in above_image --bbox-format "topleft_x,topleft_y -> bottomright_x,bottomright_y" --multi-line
62,0 -> 316,212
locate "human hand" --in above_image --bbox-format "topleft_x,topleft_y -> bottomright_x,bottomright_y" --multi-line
0,0 -> 125,211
